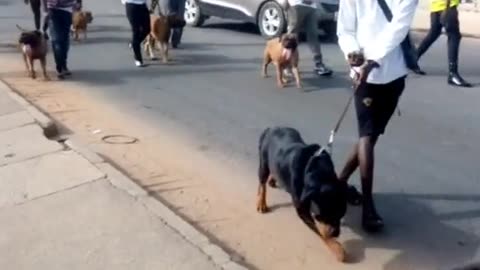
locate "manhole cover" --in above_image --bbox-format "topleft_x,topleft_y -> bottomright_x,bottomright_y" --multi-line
101,135 -> 138,145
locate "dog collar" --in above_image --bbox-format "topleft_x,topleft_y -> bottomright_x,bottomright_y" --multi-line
314,146 -> 329,157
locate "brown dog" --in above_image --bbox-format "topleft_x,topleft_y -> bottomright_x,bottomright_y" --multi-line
17,25 -> 49,81
262,34 -> 301,89
71,11 -> 93,41
143,14 -> 186,63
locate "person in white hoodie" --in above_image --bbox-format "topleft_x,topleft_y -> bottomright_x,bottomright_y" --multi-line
122,0 -> 150,67
281,0 -> 333,76
336,0 -> 417,232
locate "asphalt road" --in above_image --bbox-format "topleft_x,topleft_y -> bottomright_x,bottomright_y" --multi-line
1,0 -> 480,269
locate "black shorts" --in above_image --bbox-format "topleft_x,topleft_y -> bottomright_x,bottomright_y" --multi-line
354,76 -> 405,138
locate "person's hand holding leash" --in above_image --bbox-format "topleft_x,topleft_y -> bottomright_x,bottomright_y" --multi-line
354,60 -> 379,87
348,51 -> 379,89
347,51 -> 365,67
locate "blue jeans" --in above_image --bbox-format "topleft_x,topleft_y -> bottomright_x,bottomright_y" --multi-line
49,9 -> 72,73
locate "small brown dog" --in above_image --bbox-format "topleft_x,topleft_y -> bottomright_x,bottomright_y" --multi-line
143,14 -> 186,63
17,25 -> 49,80
71,11 -> 93,41
262,34 -> 301,89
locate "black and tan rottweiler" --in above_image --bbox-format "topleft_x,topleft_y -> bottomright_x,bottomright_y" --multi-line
257,127 -> 348,262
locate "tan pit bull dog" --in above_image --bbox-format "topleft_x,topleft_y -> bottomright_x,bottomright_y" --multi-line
261,33 -> 302,89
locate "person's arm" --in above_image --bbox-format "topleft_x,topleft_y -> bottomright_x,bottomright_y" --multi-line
363,0 -> 418,63
336,0 -> 361,60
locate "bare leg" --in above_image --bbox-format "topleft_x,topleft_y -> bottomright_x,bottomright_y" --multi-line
358,136 -> 384,232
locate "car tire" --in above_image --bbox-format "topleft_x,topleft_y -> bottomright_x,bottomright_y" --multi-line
257,1 -> 286,38
185,0 -> 206,27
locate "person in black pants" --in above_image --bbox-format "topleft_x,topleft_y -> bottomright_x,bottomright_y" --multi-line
124,0 -> 150,67
416,6 -> 471,87
169,0 -> 186,48
25,0 -> 49,38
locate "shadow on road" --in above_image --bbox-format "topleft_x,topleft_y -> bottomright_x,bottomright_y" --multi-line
343,192 -> 480,268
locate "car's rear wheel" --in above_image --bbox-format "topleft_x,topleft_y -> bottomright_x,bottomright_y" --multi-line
185,0 -> 206,27
258,1 -> 286,38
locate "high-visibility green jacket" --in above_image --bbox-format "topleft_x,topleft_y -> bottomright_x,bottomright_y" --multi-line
430,0 -> 460,12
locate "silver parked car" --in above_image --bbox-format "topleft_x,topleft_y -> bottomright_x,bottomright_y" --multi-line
184,0 -> 339,39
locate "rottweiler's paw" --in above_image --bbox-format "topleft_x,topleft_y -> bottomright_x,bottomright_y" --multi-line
326,239 -> 346,263
256,203 -> 269,213
43,76 -> 51,81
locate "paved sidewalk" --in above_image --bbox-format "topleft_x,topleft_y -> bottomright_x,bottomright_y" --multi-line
0,81 -> 243,270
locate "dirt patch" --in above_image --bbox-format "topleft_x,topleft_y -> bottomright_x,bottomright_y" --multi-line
0,55 -> 390,270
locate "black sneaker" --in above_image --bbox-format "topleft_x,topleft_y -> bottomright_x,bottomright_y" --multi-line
314,64 -> 333,77
362,202 -> 384,233
62,68 -> 72,76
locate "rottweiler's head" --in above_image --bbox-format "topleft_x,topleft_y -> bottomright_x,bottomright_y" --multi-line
167,15 -> 186,29
301,149 -> 348,238
280,33 -> 298,51
18,30 -> 42,47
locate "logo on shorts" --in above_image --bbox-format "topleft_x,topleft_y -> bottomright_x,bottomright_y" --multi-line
363,97 -> 373,107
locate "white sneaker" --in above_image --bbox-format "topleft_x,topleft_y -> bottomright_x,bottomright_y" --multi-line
135,61 -> 146,67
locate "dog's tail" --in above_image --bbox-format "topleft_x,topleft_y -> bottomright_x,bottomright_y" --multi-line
16,24 -> 27,32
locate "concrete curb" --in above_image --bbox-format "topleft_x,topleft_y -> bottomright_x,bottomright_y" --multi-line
0,81 -> 250,270
65,138 -> 249,270
0,80 -> 58,138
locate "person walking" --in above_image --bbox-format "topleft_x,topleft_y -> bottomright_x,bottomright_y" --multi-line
168,0 -> 186,48
282,0 -> 333,76
150,0 -> 186,48
415,0 -> 471,87
25,0 -> 49,38
25,0 -> 42,31
123,0 -> 151,67
336,0 -> 417,232
42,0 -> 80,79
